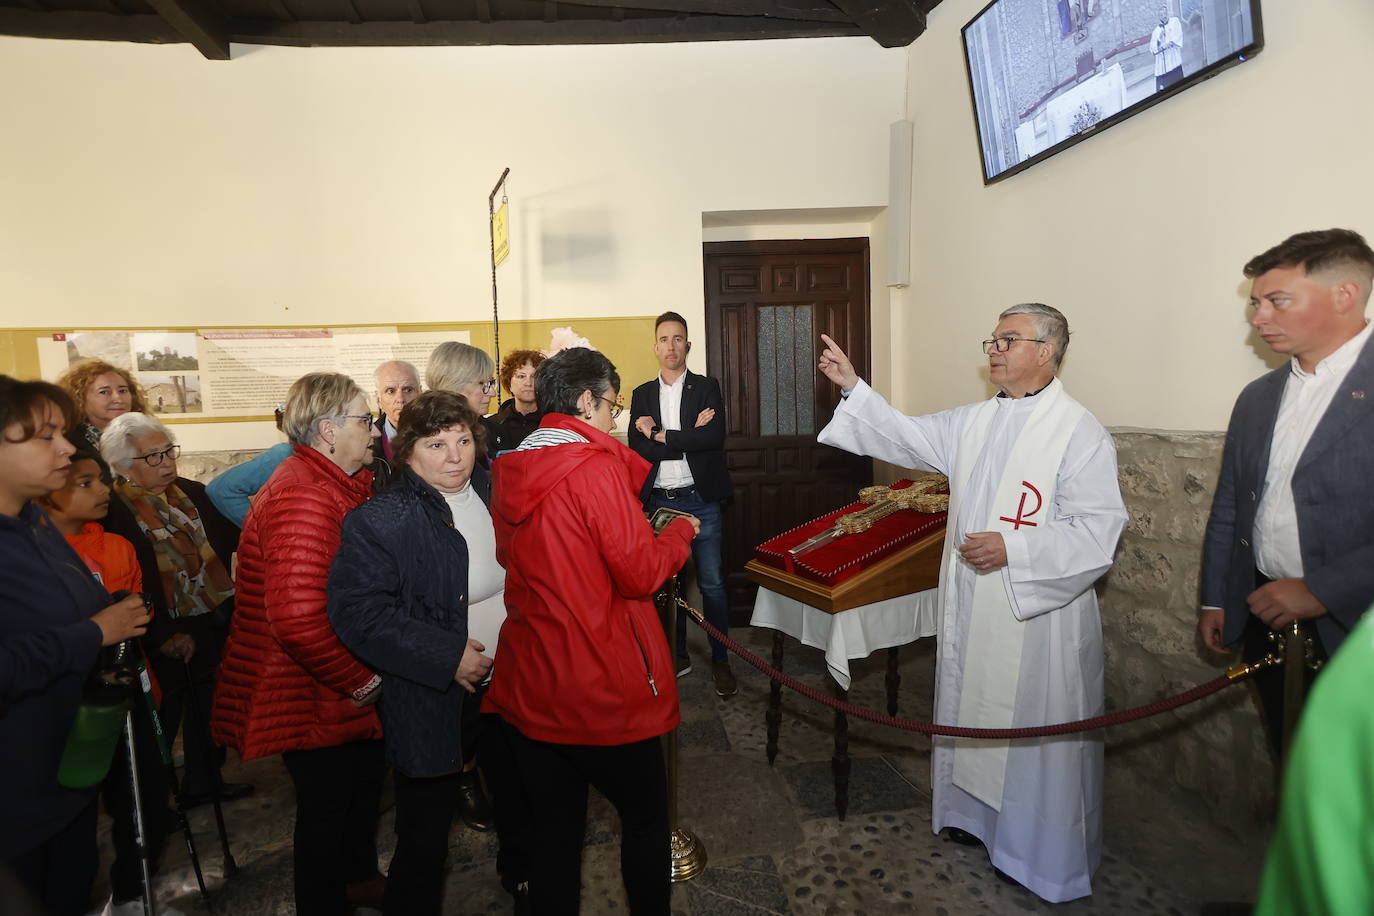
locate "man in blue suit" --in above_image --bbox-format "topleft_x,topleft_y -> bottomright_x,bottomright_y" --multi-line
1200,228 -> 1374,758
629,312 -> 737,697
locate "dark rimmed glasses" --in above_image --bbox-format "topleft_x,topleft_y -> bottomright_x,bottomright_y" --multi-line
136,444 -> 181,466
981,336 -> 1048,354
596,396 -> 624,420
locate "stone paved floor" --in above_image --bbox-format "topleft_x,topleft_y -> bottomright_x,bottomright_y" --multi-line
101,626 -> 1269,915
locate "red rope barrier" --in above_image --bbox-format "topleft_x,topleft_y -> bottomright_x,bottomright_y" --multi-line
684,604 -> 1240,740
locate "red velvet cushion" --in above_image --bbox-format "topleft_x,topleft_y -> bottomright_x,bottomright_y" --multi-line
754,479 -> 949,587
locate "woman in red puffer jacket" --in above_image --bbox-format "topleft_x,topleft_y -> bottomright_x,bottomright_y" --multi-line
211,372 -> 386,915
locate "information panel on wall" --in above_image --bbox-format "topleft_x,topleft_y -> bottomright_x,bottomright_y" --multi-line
31,325 -> 470,421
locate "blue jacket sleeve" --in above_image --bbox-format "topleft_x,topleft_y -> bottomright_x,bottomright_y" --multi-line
328,505 -> 469,693
207,442 -> 293,527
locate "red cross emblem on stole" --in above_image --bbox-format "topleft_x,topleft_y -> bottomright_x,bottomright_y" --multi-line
999,481 -> 1043,529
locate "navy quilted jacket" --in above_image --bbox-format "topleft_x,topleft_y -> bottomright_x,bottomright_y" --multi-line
328,464 -> 490,777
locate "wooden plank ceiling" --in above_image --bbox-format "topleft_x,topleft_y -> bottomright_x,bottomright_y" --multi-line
0,0 -> 943,59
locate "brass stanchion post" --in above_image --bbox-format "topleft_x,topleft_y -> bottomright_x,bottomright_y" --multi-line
1281,620 -> 1309,760
663,574 -> 706,881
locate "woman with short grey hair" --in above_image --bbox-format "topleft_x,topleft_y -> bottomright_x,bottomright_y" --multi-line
99,411 -> 250,814
426,341 -> 498,418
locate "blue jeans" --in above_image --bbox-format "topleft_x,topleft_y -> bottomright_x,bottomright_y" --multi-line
646,490 -> 729,662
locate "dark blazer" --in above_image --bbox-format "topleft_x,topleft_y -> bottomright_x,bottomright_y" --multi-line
328,464 -> 492,777
1201,334 -> 1374,655
628,370 -> 733,504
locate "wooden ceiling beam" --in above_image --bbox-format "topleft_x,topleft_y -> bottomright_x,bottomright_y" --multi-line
0,7 -> 182,41
227,14 -> 861,45
825,0 -> 924,47
144,0 -> 231,57
559,0 -> 851,23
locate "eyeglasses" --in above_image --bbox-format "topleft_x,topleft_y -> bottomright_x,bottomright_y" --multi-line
337,414 -> 376,429
596,396 -> 624,420
136,444 -> 181,466
480,378 -> 498,395
981,336 -> 1048,354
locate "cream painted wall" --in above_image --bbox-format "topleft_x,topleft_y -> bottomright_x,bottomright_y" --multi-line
0,36 -> 903,333
0,35 -> 904,450
902,0 -> 1374,431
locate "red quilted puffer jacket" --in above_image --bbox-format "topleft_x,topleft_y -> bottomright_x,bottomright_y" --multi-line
211,445 -> 382,760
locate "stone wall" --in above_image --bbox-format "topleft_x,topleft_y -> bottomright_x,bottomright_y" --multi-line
182,429 -> 1274,837
1100,429 -> 1273,839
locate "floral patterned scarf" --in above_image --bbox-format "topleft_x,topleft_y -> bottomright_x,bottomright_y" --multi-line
114,478 -> 234,618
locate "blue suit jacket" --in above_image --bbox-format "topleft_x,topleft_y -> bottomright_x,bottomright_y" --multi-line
1201,333 -> 1374,654
629,370 -> 734,504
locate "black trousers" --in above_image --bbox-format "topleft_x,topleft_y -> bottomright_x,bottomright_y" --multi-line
102,701 -> 173,903
385,770 -> 461,916
479,712 -> 533,891
282,739 -> 386,916
503,724 -> 670,916
5,796 -> 99,916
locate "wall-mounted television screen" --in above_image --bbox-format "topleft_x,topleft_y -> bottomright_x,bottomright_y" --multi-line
962,0 -> 1263,184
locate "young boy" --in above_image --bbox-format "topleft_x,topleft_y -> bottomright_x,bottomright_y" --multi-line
39,450 -> 185,916
41,450 -> 141,594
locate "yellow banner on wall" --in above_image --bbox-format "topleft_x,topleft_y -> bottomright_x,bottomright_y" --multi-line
492,201 -> 510,267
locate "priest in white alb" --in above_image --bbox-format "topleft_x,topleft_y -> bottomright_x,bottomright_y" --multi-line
816,303 -> 1126,903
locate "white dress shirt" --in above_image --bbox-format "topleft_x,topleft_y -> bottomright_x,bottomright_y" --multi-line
654,371 -> 694,489
1254,320 -> 1373,579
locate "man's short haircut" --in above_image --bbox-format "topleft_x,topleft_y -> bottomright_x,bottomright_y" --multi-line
655,312 -> 689,337
391,390 -> 488,465
101,412 -> 176,473
282,372 -> 363,447
374,359 -> 420,388
0,375 -> 77,443
534,348 -> 621,417
1243,229 -> 1374,298
499,349 -> 547,395
1000,302 -> 1070,369
426,342 -> 494,394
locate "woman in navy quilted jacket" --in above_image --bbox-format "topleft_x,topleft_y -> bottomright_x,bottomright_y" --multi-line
330,391 -> 530,915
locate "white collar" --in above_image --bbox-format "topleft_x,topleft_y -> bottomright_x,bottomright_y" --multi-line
1290,319 -> 1372,380
658,370 -> 687,390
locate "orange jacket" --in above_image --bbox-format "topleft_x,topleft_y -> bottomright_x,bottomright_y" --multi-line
64,521 -> 142,596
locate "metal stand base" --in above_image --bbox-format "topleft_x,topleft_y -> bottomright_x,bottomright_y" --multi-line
669,827 -> 708,882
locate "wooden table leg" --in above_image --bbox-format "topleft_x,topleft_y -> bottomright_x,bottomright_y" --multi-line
765,630 -> 785,766
832,678 -> 850,820
885,646 -> 901,717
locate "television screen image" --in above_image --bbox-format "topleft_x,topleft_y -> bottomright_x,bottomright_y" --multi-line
963,0 -> 1262,183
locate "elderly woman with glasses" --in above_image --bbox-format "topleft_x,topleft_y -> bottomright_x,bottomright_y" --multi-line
99,412 -> 250,811
56,359 -> 147,449
488,347 -> 699,913
211,372 -> 389,915
426,342 -> 499,452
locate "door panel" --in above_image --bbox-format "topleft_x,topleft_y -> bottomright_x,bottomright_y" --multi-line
704,239 -> 873,617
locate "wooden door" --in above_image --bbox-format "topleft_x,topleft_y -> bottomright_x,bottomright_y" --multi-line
703,238 -> 873,617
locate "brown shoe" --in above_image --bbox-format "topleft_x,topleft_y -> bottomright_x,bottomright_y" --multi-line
711,660 -> 737,697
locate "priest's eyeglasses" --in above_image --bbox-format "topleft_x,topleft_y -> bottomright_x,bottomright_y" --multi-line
981,336 -> 1048,354
136,444 -> 181,466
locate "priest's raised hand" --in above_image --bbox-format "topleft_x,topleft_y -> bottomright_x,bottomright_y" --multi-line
818,333 -> 860,393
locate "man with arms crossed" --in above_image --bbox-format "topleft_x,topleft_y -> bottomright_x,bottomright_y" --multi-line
816,304 -> 1126,903
1200,228 -> 1374,758
630,312 -> 737,698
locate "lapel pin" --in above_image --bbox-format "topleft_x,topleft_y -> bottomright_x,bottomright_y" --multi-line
1354,390 -> 1366,400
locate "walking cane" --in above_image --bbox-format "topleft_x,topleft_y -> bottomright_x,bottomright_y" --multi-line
133,654 -> 210,905
115,671 -> 156,916
181,659 -> 239,878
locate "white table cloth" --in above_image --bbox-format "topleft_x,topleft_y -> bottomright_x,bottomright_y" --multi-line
749,586 -> 940,690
